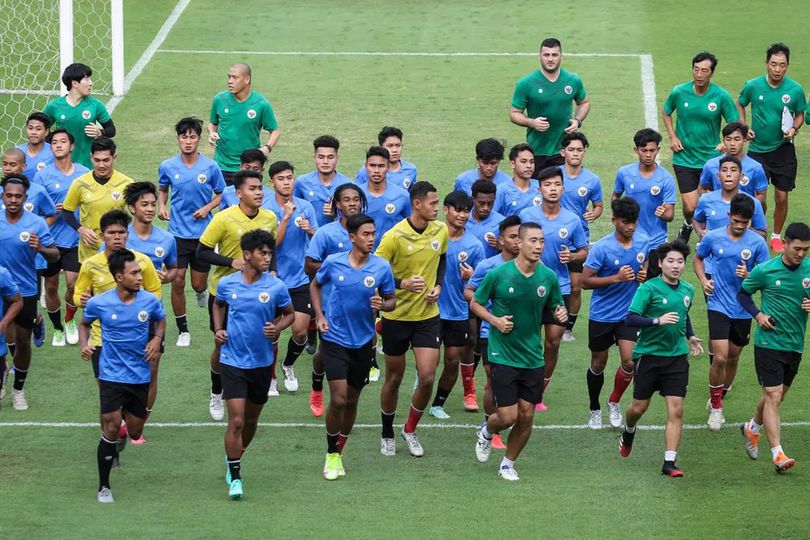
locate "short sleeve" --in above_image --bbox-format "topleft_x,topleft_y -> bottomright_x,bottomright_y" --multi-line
38,191 -> 57,217
473,270 -> 497,305
150,295 -> 166,321
547,273 -> 565,309
275,283 -> 292,309
37,219 -> 55,246
751,201 -> 767,232
661,174 -> 677,204
306,229 -> 329,262
573,77 -> 586,102
62,179 -> 81,212
211,165 -> 226,193
628,283 -> 652,315
468,241 -> 485,270
613,170 -> 625,195
584,241 -> 604,271
696,234 -> 712,259
468,262 -> 489,290
375,229 -> 395,263
0,270 -> 19,298
570,219 -> 588,250
699,164 -> 713,189
751,165 -> 768,192
493,188 -> 507,215
590,178 -> 603,203
158,163 -> 170,189
165,237 -> 178,267
209,96 -> 220,125
354,165 -> 368,184
304,202 -> 319,232
793,87 -> 807,113
401,195 -> 412,218
141,258 -> 162,298
754,240 -> 770,267
721,91 -> 740,122
261,99 -> 279,131
510,79 -> 528,110
215,278 -> 229,302
663,87 -> 677,115
42,100 -> 56,123
738,81 -> 752,107
693,198 -> 707,222
83,297 -> 101,324
379,262 -> 395,295
314,257 -> 331,286
741,263 -> 765,294
95,100 -> 111,124
199,215 -> 223,248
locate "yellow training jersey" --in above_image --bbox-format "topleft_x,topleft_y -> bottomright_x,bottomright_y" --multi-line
199,205 -> 278,294
62,169 -> 134,262
74,250 -> 162,346
375,219 -> 448,321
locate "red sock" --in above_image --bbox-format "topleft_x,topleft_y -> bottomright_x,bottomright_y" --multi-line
709,384 -> 723,409
461,364 -> 475,395
338,433 -> 349,454
608,366 -> 634,403
65,303 -> 77,323
118,421 -> 128,439
309,319 -> 317,331
404,405 -> 423,433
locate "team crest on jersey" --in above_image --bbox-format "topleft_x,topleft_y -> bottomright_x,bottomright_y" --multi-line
775,280 -> 782,287
537,286 -> 547,297
231,293 -> 238,299
23,202 -> 33,212
577,186 -> 588,197
308,190 -> 315,197
197,173 -> 207,184
294,216 -> 303,228
508,287 -> 514,294
224,108 -> 229,114
484,232 -> 496,242
431,239 -> 440,251
258,292 -> 270,303
458,251 -> 468,263
385,203 -> 396,214
636,252 -> 645,263
18,231 -> 30,242
55,183 -> 60,189
532,196 -> 542,206
782,94 -> 791,104
741,175 -> 750,186
247,109 -> 257,119
81,110 -> 91,120
719,248 -> 724,255
662,298 -> 668,304
558,228 -> 569,239
403,178 -> 412,189
364,276 -> 376,288
155,247 -> 165,258
683,102 -> 689,108
337,242 -> 344,248
36,162 -> 46,171
564,85 -> 573,95
741,249 -> 752,261
111,191 -> 121,201
650,185 -> 661,196
708,102 -> 717,112
111,314 -> 118,320
614,259 -> 620,266
683,296 -> 690,307
802,277 -> 810,289
137,310 -> 149,323
338,275 -> 345,282
537,88 -> 544,94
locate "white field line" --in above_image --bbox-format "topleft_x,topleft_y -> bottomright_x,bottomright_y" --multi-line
640,54 -> 659,131
156,49 -> 643,58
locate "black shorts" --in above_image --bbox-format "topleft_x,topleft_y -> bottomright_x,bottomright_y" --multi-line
490,362 -> 545,407
672,165 -> 702,193
380,316 -> 440,356
176,237 -> 211,273
221,363 -> 272,405
92,346 -> 102,379
542,294 -> 570,326
321,338 -> 373,389
532,154 -> 564,178
440,319 -> 470,348
222,170 -> 237,186
633,354 -> 689,400
99,380 -> 149,417
42,246 -> 80,277
568,260 -> 584,274
588,320 -> 639,352
288,284 -> 313,316
707,310 -> 751,347
755,346 -> 802,388
14,296 -> 38,330
208,293 -> 228,333
646,248 -> 662,279
749,143 -> 797,192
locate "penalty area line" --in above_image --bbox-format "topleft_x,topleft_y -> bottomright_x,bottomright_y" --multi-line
156,49 -> 645,58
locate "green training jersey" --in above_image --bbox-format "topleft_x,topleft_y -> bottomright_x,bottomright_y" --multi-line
629,276 -> 695,358
42,95 -> 111,169
511,68 -> 586,157
741,255 -> 810,353
738,75 -> 806,153
664,82 -> 738,168
209,90 -> 279,172
473,259 -> 564,369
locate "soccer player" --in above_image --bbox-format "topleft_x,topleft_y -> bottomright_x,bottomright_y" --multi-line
472,222 -> 567,480
17,112 -> 54,179
355,126 -> 418,190
126,182 -> 177,283
559,132 -> 602,342
430,191 -> 484,419
509,37 -> 589,176
34,129 -> 89,347
618,240 -> 703,477
311,214 -> 396,480
0,266 -> 22,407
0,175 -> 58,410
695,195 -> 769,431
581,198 -> 649,429
738,222 -> 810,473
493,144 -> 539,217
1,148 -> 57,221
61,137 -> 134,263
212,229 -> 294,499
612,129 -> 676,278
519,166 -> 587,408
663,52 -> 739,242
699,122 -> 768,206
209,63 -> 280,185
358,146 -> 411,249
305,184 -> 367,416
197,170 -> 279,420
219,149 -> 271,210
79,249 -> 166,503
294,135 -> 353,227
453,138 -> 511,194
737,43 -> 806,253
466,180 -> 504,259
43,63 -> 115,168
377,181 -> 448,456
157,117 -> 226,347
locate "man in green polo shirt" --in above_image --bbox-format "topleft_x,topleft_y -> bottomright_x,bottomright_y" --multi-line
617,240 -> 703,478
509,37 -> 589,177
663,52 -> 738,243
471,222 -> 567,481
209,63 -> 281,185
739,222 -> 810,474
737,43 -> 806,253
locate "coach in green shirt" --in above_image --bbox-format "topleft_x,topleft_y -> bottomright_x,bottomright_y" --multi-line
510,38 -> 589,177
209,63 -> 280,184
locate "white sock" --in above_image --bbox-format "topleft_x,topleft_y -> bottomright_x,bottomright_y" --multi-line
664,450 -> 677,462
500,457 -> 514,469
625,424 -> 636,433
771,445 -> 783,459
683,220 -> 693,228
749,418 -> 761,434
481,424 -> 493,440
772,233 -> 780,239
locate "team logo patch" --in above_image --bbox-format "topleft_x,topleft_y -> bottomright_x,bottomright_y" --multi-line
683,102 -> 689,108
18,231 -> 30,242
508,287 -> 514,294
294,216 -> 303,227
708,102 -> 717,112
403,178 -> 412,189
564,85 -> 573,95
111,314 -> 118,320
111,191 -> 121,201
629,183 -> 635,190
537,286 -> 547,297
538,88 -> 544,94
782,94 -> 791,104
558,228 -> 569,239
174,174 -> 180,179
757,95 -> 763,101
577,186 -> 588,197
55,183 -> 60,189
337,242 -> 344,248
197,173 -> 207,184
775,280 -> 782,287
231,293 -> 238,299
802,277 -> 810,289
662,298 -> 668,304
484,232 -> 496,242
224,108 -> 229,113
710,210 -> 717,216
741,175 -> 750,186
384,203 -> 396,214
258,292 -> 270,303
431,240 -> 441,251
36,162 -> 46,171
614,259 -> 620,266
511,201 -> 517,207
247,109 -> 257,119
236,229 -> 243,235
683,296 -> 691,307
718,248 -> 724,255
81,110 -> 91,120
364,276 -> 376,288
407,245 -> 413,251
60,114 -> 66,120
741,249 -> 752,261
458,251 -> 468,263
137,310 -> 149,323
308,191 -> 315,197
338,275 -> 345,282
155,247 -> 165,258
23,202 -> 33,212
650,185 -> 661,196
636,252 -> 645,263
532,196 -> 542,206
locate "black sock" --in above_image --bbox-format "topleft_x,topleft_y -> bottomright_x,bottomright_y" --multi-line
227,457 -> 241,481
97,436 -> 117,490
326,432 -> 340,454
13,368 -> 27,391
283,337 -> 306,367
472,351 -> 482,371
307,328 -> 317,345
211,370 -> 222,395
47,309 -> 64,332
722,388 -> 728,398
8,343 -> 15,358
432,387 -> 450,408
175,314 -> 189,334
381,411 -> 395,439
0,360 -> 4,390
566,313 -> 579,332
312,370 -> 324,392
708,353 -> 714,365
586,368 -> 604,411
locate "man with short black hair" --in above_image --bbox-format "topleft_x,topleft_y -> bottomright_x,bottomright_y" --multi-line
494,144 -> 539,217
466,179 -> 504,258
454,138 -> 511,194
699,122 -> 767,208
17,112 -> 54,179
355,126 -> 418,190
295,135 -> 352,226
219,149 -> 271,210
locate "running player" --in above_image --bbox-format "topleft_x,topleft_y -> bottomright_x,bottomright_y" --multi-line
466,180 -> 504,258
219,149 -> 271,210
0,266 -> 22,407
472,222 -> 567,480
377,181 -> 448,457
619,240 -> 703,477
79,249 -> 166,503
453,138 -> 511,194
17,112 -> 54,179
311,214 -> 396,480
213,229 -> 294,499
359,146 -> 411,249
699,122 -> 767,207
355,126 -> 418,190
157,117 -> 226,347
493,144 -> 539,217
739,222 -> 810,473
294,135 -> 352,226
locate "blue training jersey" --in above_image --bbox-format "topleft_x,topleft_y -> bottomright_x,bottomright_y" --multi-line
0,266 -> 19,356
699,154 -> 768,196
360,182 -> 411,249
18,143 -> 55,180
694,190 -> 767,233
0,211 -> 54,296
158,154 -> 225,239
468,253 -> 511,339
33,162 -> 88,248
453,169 -> 511,195
293,170 -> 353,227
561,166 -> 602,241
439,231 -> 485,321
355,160 -> 418,191
126,225 -> 178,270
306,221 -> 351,306
263,193 -> 319,289
466,210 -> 504,258
613,163 -> 676,248
493,179 -> 541,217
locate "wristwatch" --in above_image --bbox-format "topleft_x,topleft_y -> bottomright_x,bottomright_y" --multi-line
652,317 -> 660,326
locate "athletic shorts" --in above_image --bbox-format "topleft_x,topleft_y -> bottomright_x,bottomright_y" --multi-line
588,319 -> 639,352
633,354 -> 689,400
532,154 -> 564,179
672,165 -> 702,193
380,315 -> 440,356
707,310 -> 751,347
440,319 -> 470,348
42,246 -> 80,277
490,362 -> 545,407
288,284 -> 313,316
221,363 -> 272,404
14,296 -> 38,330
567,260 -> 584,274
321,338 -> 373,389
749,143 -> 797,192
91,346 -> 102,379
175,237 -> 211,273
542,293 -> 570,326
99,380 -> 149,417
208,293 -> 228,333
222,170 -> 237,186
755,346 -> 802,388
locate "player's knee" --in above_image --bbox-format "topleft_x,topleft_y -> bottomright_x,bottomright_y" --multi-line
590,356 -> 607,373
417,372 -> 435,388
229,416 -> 245,432
500,409 -> 518,426
330,391 -> 348,409
292,329 -> 308,344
